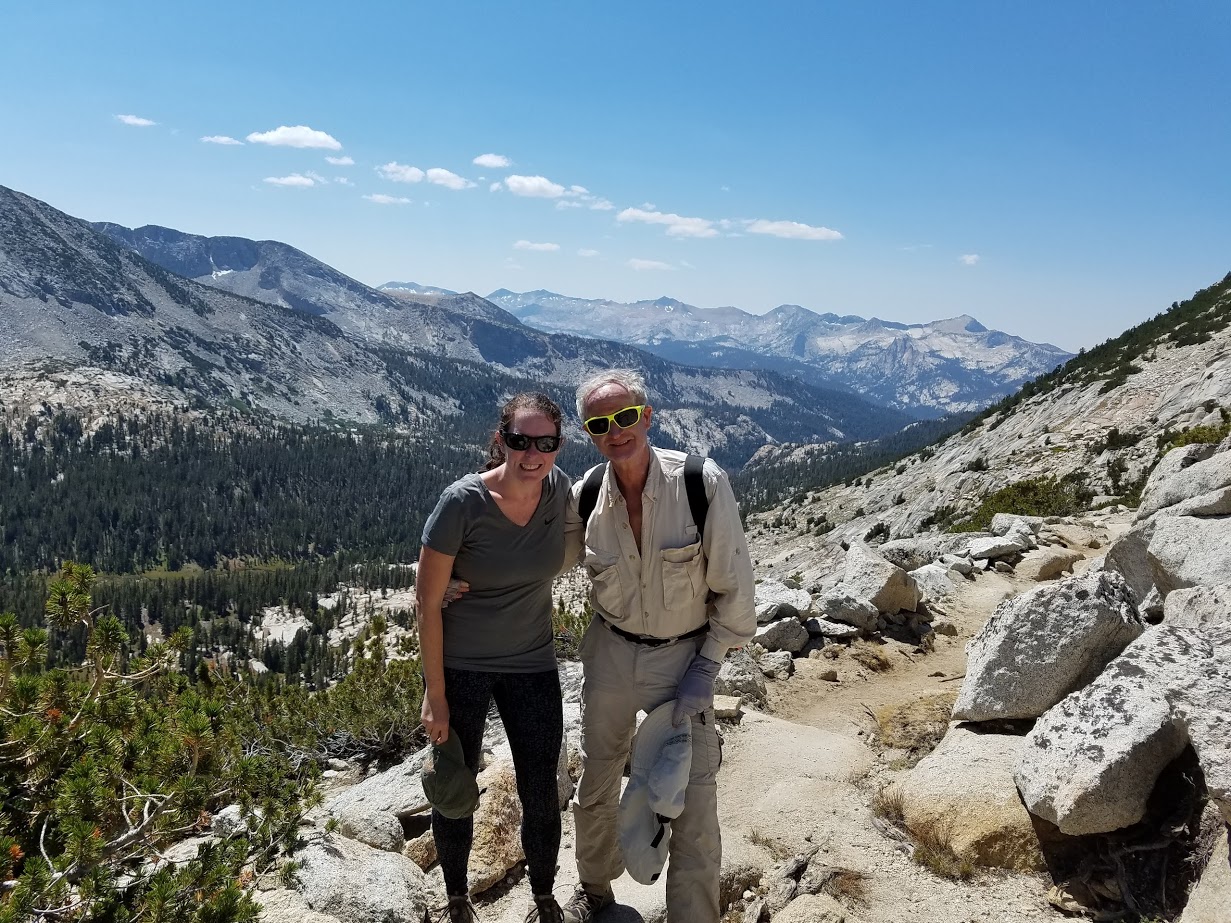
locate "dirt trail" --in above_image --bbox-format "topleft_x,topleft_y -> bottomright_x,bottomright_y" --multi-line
471,518 -> 1129,922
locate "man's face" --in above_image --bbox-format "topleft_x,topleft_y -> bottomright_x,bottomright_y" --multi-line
582,383 -> 653,465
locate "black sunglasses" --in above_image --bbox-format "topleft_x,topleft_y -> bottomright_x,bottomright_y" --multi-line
501,431 -> 562,453
582,404 -> 645,436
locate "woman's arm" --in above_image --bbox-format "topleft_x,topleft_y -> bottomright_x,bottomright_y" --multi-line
416,544 -> 457,744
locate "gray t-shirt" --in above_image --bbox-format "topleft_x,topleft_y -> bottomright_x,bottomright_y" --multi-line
421,466 -> 569,672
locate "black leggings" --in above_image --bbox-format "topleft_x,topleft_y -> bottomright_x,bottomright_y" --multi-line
433,666 -> 564,897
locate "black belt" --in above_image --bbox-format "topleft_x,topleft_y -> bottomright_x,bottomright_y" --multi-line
601,617 -> 708,647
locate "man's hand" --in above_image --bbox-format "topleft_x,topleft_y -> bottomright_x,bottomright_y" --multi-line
441,578 -> 469,609
672,654 -> 721,726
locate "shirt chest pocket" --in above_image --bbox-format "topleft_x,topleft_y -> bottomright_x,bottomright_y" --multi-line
660,540 -> 704,610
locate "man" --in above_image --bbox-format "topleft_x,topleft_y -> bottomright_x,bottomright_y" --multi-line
561,369 -> 756,923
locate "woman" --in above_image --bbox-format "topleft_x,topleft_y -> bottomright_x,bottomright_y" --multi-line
416,392 -> 569,923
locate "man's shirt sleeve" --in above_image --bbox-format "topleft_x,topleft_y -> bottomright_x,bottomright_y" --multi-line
699,461 -> 756,662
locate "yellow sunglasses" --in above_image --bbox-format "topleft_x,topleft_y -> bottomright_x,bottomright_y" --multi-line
582,404 -> 646,436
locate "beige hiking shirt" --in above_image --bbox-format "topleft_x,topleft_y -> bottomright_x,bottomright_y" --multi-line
563,447 -> 756,662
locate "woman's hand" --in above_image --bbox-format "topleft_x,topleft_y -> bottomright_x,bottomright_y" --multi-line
421,689 -> 450,745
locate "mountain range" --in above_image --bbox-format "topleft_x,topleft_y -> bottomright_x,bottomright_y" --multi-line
0,184 -> 914,471
473,289 -> 1073,416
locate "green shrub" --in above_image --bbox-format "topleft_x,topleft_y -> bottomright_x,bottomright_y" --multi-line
0,563 -> 314,922
949,473 -> 1094,533
1158,420 -> 1231,452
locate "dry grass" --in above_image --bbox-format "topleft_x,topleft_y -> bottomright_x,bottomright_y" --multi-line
747,828 -> 793,860
873,692 -> 957,767
849,641 -> 894,672
822,867 -> 869,906
869,785 -> 974,881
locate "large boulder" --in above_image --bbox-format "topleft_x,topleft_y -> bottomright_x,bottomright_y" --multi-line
324,749 -> 431,852
803,617 -> 861,640
953,571 -> 1145,722
814,591 -> 879,630
1179,830 -> 1231,923
990,513 -> 1043,538
910,562 -> 960,602
755,580 -> 813,623
842,543 -> 919,614
257,889 -> 343,923
1106,515 -> 1231,604
468,761 -> 525,894
1014,626 -> 1202,835
753,617 -> 810,654
1165,584 -> 1231,631
295,833 -> 430,923
878,534 -> 977,572
772,892 -> 848,923
717,648 -> 768,704
1015,547 -> 1083,582
1169,636 -> 1231,825
1138,445 -> 1231,519
966,535 -> 1029,561
898,726 -> 1044,871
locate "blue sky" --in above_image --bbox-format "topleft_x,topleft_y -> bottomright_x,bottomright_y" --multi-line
2,1 -> 1229,352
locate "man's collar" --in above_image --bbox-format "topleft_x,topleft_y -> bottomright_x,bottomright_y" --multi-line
605,445 -> 660,500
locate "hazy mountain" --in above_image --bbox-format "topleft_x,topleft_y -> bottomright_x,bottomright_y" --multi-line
484,289 -> 1073,416
2,185 -> 917,470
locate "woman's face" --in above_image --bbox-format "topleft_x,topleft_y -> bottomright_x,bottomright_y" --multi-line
501,409 -> 560,481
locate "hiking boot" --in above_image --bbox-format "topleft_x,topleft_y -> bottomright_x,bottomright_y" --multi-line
524,893 -> 565,923
561,886 -> 615,923
425,895 -> 478,923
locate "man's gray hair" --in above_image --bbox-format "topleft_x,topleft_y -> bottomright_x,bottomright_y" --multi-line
575,368 -> 650,418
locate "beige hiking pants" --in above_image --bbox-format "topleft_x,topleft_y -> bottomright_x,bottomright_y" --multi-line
571,618 -> 723,923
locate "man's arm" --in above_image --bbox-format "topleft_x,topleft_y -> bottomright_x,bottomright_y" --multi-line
697,463 -> 756,663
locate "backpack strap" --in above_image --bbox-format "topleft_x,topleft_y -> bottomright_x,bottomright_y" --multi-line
578,463 -> 607,527
579,455 -> 710,540
683,454 -> 709,541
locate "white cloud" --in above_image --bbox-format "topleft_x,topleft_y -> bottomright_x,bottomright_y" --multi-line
246,125 -> 342,150
959,253 -> 981,266
720,185 -> 730,192
589,198 -> 615,211
578,249 -> 600,257
326,155 -> 354,166
426,167 -> 475,190
377,162 -> 425,183
490,181 -> 503,192
264,174 -> 316,187
116,114 -> 156,127
335,177 -> 354,186
513,240 -> 560,251
201,135 -> 242,145
628,258 -> 675,271
617,207 -> 718,239
745,219 -> 843,241
640,202 -> 657,210
473,153 -> 511,169
364,193 -> 411,205
303,171 -> 328,184
505,174 -> 567,198
555,200 -> 584,210
504,257 -> 524,271
680,260 -> 695,269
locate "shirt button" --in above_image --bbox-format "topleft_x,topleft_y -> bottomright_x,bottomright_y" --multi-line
628,554 -> 635,560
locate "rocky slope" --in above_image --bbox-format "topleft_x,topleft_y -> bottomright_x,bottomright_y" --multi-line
743,280 -> 1231,581
482,288 -> 1073,415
